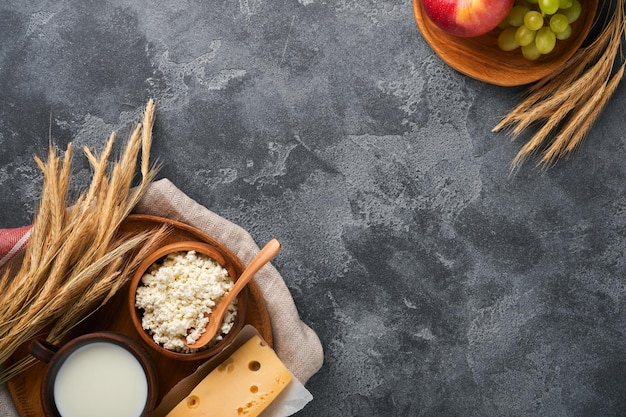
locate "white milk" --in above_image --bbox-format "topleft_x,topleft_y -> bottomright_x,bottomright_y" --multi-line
53,342 -> 148,417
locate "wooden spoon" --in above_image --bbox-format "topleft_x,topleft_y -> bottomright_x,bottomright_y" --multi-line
185,238 -> 281,349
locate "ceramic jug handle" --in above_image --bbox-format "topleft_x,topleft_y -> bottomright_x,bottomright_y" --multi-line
29,339 -> 59,364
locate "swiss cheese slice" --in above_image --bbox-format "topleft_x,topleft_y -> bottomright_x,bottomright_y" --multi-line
166,335 -> 292,417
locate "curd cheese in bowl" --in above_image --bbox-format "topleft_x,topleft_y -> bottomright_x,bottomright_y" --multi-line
128,241 -> 248,361
135,250 -> 237,353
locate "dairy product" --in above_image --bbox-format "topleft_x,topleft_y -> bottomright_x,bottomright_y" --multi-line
166,335 -> 292,417
135,250 -> 237,352
53,342 -> 148,417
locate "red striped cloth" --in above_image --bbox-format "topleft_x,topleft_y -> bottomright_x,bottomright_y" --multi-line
0,225 -> 32,270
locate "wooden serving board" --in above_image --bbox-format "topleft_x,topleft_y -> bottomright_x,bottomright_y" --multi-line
6,214 -> 273,417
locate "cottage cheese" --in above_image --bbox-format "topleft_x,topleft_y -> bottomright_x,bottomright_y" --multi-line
135,250 -> 237,353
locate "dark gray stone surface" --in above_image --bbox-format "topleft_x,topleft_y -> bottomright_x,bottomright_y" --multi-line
1,1 -> 626,416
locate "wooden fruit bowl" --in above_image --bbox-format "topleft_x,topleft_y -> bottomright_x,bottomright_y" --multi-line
412,0 -> 599,86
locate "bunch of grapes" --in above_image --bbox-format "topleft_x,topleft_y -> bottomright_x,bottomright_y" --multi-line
497,0 -> 582,60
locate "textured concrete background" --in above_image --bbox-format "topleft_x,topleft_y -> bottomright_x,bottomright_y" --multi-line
1,0 -> 626,416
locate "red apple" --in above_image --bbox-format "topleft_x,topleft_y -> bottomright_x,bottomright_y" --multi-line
421,0 -> 515,38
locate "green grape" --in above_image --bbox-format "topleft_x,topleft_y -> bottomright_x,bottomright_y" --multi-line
535,27 -> 557,54
498,19 -> 512,29
507,6 -> 530,27
555,24 -> 572,40
515,25 -> 536,46
524,10 -> 544,31
549,14 -> 569,33
498,27 -> 520,51
560,0 -> 581,23
499,0 -> 578,60
538,0 -> 559,15
522,42 -> 541,60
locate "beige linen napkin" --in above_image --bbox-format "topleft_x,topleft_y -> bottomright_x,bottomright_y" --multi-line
0,178 -> 323,416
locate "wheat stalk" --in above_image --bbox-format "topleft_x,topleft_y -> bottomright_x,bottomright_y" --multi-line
493,0 -> 626,172
0,226 -> 169,382
0,99 -> 166,383
541,63 -> 625,165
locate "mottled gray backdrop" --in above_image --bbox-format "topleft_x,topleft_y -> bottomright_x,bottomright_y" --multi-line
1,0 -> 626,416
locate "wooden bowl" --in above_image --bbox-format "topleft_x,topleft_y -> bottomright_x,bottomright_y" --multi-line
128,241 -> 249,362
412,0 -> 599,86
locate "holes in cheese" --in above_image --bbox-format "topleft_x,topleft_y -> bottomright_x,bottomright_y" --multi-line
166,335 -> 292,417
186,396 -> 200,409
248,360 -> 261,371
